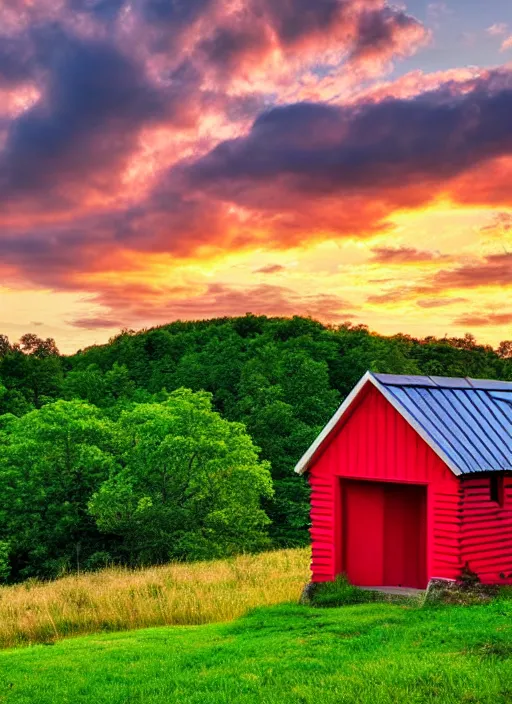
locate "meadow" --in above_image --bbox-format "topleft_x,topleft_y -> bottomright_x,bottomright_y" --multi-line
1,599 -> 512,703
0,548 -> 309,649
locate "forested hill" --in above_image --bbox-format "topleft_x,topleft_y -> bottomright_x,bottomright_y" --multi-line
0,317 -> 510,581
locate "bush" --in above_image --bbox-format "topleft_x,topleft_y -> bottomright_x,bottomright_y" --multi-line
309,576 -> 378,607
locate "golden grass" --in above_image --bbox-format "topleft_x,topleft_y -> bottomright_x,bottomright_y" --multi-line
0,548 -> 310,648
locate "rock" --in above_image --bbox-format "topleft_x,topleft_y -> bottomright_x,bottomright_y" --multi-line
423,575 -> 499,605
423,578 -> 458,604
299,581 -> 318,605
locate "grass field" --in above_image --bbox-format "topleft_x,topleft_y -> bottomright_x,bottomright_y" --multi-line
1,599 -> 512,703
0,549 -> 309,649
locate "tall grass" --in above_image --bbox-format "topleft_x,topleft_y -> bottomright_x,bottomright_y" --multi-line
0,548 -> 310,648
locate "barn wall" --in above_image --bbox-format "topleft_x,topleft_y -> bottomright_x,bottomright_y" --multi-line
308,384 -> 461,583
460,476 -> 512,584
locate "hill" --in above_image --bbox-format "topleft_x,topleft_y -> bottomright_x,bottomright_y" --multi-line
1,598 -> 511,703
0,316 -> 511,579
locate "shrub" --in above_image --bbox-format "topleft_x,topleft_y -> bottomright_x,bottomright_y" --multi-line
309,576 -> 378,607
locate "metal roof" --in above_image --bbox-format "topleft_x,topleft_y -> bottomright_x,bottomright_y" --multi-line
295,372 -> 512,476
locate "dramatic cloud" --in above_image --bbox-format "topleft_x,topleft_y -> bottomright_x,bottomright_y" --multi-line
0,27 -> 178,215
184,70 -> 512,203
0,0 -> 510,347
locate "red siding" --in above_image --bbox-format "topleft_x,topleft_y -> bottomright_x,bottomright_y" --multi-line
461,476 -> 512,584
309,384 -> 461,583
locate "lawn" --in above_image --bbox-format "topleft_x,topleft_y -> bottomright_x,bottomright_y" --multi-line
1,599 -> 512,703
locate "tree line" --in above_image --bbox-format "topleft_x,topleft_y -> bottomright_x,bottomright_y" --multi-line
0,318 -> 510,581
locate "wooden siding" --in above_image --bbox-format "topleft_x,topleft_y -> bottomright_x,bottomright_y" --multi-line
461,476 -> 512,584
309,384 -> 461,583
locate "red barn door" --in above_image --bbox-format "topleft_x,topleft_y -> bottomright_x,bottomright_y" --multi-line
342,480 -> 427,588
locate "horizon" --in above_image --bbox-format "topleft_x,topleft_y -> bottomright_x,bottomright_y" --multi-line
4,314 -> 509,357
1,0 -> 512,354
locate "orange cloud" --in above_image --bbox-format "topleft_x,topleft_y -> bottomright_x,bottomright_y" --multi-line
370,246 -> 448,264
453,312 -> 512,327
69,281 -> 358,329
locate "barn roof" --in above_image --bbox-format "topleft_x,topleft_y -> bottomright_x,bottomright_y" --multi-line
294,372 -> 512,477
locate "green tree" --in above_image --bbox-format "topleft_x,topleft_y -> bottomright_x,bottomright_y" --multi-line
89,389 -> 273,564
0,400 -> 118,579
234,344 -> 339,545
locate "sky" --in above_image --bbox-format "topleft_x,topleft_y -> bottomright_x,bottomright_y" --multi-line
0,0 -> 511,354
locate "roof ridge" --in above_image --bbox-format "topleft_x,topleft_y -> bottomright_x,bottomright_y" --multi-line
373,372 -> 512,391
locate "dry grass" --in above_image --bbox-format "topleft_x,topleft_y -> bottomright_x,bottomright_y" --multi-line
0,548 -> 310,648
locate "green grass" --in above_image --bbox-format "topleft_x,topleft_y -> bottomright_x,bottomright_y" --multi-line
310,575 -> 422,607
1,599 -> 512,703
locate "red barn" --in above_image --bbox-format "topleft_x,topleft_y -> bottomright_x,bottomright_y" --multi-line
295,372 -> 512,589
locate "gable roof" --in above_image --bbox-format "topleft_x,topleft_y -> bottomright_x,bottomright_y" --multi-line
294,371 -> 512,477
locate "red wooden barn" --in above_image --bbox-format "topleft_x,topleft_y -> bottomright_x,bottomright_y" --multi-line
295,372 -> 512,589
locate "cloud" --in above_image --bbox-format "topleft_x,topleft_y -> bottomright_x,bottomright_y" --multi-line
432,253 -> 512,290
185,70 -> 512,198
348,4 -> 428,67
4,66 -> 512,299
174,69 -> 512,249
416,297 -> 467,309
68,0 -> 127,22
139,0 -> 213,26
71,281 -> 358,327
370,246 -> 445,264
0,26 -> 176,214
480,211 -> 512,233
70,315 -> 125,329
254,264 -> 285,274
487,23 -> 507,37
1,0 -> 510,338
501,36 -> 512,52
0,35 -> 34,88
453,312 -> 512,327
366,288 -> 420,305
365,253 -> 512,307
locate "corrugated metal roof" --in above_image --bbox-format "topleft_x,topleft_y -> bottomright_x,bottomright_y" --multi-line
373,373 -> 512,475
295,371 -> 512,476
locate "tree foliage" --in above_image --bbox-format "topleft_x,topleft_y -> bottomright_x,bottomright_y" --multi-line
0,391 -> 271,578
89,389 -> 273,563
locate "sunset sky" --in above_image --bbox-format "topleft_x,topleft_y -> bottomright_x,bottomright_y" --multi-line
1,0 -> 511,353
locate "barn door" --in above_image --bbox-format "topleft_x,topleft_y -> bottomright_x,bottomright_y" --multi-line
342,480 -> 426,588
343,482 -> 384,585
383,484 -> 426,588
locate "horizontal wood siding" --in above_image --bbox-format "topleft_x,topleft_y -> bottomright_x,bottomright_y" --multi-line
461,476 -> 512,584
309,471 -> 337,581
431,485 -> 462,579
309,384 -> 461,583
